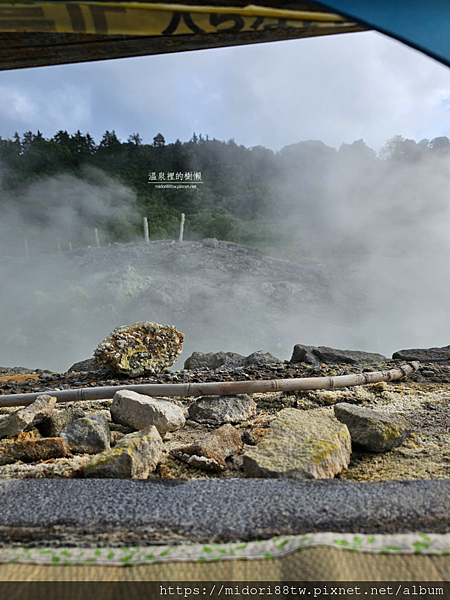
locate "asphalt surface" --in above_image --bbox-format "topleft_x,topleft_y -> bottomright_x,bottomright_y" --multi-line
1,478 -> 450,547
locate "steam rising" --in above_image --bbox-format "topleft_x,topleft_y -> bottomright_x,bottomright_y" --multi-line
1,139 -> 449,372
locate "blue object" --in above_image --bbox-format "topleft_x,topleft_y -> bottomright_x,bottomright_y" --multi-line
314,1 -> 450,67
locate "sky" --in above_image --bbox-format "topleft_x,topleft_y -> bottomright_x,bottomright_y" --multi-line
0,29 -> 450,153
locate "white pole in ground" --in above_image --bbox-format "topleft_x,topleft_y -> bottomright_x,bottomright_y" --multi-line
24,239 -> 29,258
69,242 -> 72,252
178,213 -> 185,243
95,228 -> 100,247
143,217 -> 149,244
57,237 -> 61,253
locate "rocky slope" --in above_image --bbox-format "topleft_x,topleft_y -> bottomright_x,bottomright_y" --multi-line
0,239 -> 365,372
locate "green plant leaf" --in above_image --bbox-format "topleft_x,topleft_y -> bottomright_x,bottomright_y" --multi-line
333,540 -> 350,547
121,555 -> 133,562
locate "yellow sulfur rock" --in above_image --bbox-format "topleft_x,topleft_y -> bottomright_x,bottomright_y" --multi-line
82,425 -> 163,478
93,321 -> 184,377
243,408 -> 351,479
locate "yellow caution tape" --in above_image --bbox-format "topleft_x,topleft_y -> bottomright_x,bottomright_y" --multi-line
0,2 -> 358,36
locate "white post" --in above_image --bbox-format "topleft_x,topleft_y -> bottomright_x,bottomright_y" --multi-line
57,237 -> 61,253
178,213 -> 185,243
95,228 -> 100,247
69,242 -> 72,252
24,239 -> 29,258
143,217 -> 149,244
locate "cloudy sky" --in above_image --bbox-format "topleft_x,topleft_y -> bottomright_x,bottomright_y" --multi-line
0,28 -> 450,153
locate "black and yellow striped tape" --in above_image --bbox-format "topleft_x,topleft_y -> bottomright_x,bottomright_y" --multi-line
0,2 -> 357,36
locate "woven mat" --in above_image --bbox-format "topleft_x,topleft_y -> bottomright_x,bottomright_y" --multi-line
1,534 -> 450,581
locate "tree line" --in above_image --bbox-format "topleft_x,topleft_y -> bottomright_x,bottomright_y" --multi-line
0,130 -> 449,257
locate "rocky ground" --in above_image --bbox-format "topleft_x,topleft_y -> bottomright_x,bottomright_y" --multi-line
0,349 -> 449,483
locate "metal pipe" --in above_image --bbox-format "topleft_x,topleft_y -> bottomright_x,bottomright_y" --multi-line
0,362 -> 419,408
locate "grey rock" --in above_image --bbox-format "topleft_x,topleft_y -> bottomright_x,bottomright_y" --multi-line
393,345 -> 450,363
184,351 -> 245,370
82,425 -> 163,479
243,408 -> 351,479
188,395 -> 256,425
289,344 -> 319,364
201,237 -> 219,248
66,358 -> 104,373
90,410 -> 112,423
171,424 -> 243,472
0,395 -> 57,439
291,344 -> 386,365
184,350 -> 282,370
243,351 -> 283,366
334,403 -> 412,452
38,408 -> 85,437
60,416 -> 110,454
110,390 -> 185,435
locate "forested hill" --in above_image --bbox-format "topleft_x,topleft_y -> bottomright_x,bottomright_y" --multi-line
1,130 -> 449,259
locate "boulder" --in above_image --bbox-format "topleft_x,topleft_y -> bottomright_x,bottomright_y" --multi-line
66,359 -> 104,373
392,345 -> 450,363
291,344 -> 386,365
60,416 -> 110,454
38,407 -> 85,437
289,345 -> 318,364
0,437 -> 71,465
201,237 -> 220,248
171,424 -> 243,472
244,351 -> 282,366
188,395 -> 256,425
82,425 -> 163,478
184,351 -> 245,370
110,390 -> 185,435
93,321 -> 184,377
183,350 -> 282,370
243,408 -> 351,479
0,395 -> 57,439
334,403 -> 412,452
